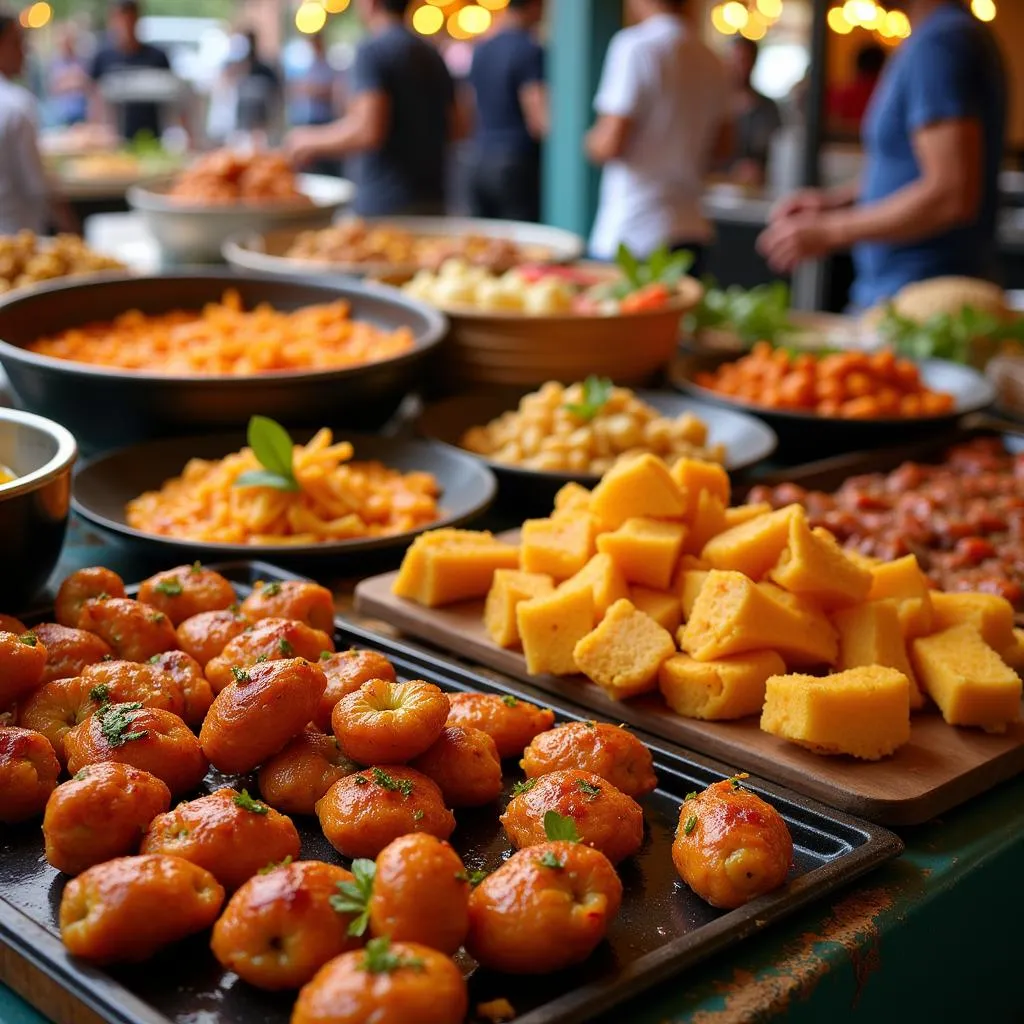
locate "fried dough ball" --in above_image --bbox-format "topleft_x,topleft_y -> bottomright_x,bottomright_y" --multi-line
205,618 -> 334,694
521,721 -> 657,798
43,763 -> 171,875
316,767 -> 455,860
242,580 -> 335,633
467,841 -> 622,974
200,658 -> 327,775
141,787 -> 301,891
59,854 -> 224,965
64,703 -> 208,796
211,860 -> 364,990
500,770 -> 644,864
0,726 -> 60,823
258,728 -> 359,816
137,564 -> 237,626
77,597 -> 178,663
0,630 -> 48,705
314,649 -> 397,732
410,726 -> 503,808
31,623 -> 112,685
446,692 -> 554,759
176,608 -> 250,669
0,613 -> 26,633
332,679 -> 449,766
292,939 -> 468,1024
80,660 -> 187,719
147,650 -> 214,726
369,834 -> 469,955
18,675 -> 106,763
55,567 -> 126,628
672,779 -> 793,909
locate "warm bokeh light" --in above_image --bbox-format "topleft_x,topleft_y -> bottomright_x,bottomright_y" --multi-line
710,4 -> 738,34
457,3 -> 492,34
884,8 -> 911,36
971,0 -> 996,20
843,0 -> 877,23
756,0 -> 783,17
721,1 -> 749,30
424,0 -> 449,5
479,0 -> 510,9
25,1 -> 51,28
412,3 -> 444,33
295,1 -> 327,34
447,10 -> 471,38
740,11 -> 767,39
323,0 -> 349,11
827,6 -> 853,33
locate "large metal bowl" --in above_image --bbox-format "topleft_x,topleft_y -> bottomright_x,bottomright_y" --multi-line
0,408 -> 77,608
0,272 -> 448,455
128,173 -> 354,264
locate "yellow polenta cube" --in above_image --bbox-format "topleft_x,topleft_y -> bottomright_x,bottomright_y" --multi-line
517,584 -> 595,677
553,481 -> 592,516
684,491 -> 728,555
755,583 -> 839,667
484,570 -> 555,648
589,453 -> 686,530
572,599 -> 676,699
831,601 -> 924,709
910,624 -> 1022,732
723,503 -> 772,529
1005,628 -> 1024,672
596,517 -> 688,590
670,457 -> 730,507
760,666 -> 911,760
393,530 -> 521,607
629,586 -> 682,633
866,555 -> 934,638
559,553 -> 629,621
679,570 -> 709,620
520,513 -> 596,581
658,650 -> 785,720
701,505 -> 804,580
768,519 -> 872,609
930,591 -> 1017,657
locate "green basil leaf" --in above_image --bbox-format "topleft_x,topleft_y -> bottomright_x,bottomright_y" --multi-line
616,242 -> 641,288
543,810 -> 581,843
234,469 -> 300,492
247,415 -> 297,480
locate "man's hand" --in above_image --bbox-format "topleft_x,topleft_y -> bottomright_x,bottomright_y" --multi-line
283,126 -> 325,168
756,212 -> 841,272
768,187 -> 828,224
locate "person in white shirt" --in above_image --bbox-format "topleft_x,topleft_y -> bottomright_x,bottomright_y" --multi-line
586,0 -> 732,271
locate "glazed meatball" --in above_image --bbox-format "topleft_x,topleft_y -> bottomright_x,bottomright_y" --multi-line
332,680 -> 449,766
80,660 -> 187,720
200,658 -> 327,775
292,939 -> 467,1024
176,608 -> 249,669
314,649 -> 397,732
64,703 -> 208,796
0,613 -> 26,633
410,726 -> 503,808
77,597 -> 178,663
467,841 -> 622,974
59,854 -> 224,965
31,623 -> 112,685
205,618 -> 334,694
146,650 -> 214,726
500,770 -> 644,864
241,580 -> 334,633
44,763 -> 171,875
672,779 -> 793,909
258,729 -> 359,816
316,767 -> 454,860
369,834 -> 469,955
0,726 -> 60,823
55,567 -> 126,628
211,860 -> 364,990
141,787 -> 301,891
137,564 -> 237,626
0,630 -> 48,706
446,692 -> 554,759
521,721 -> 658,798
18,675 -> 106,763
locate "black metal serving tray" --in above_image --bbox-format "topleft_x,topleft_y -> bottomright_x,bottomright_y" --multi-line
0,562 -> 902,1024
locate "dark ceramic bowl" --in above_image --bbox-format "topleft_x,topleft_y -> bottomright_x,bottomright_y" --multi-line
0,272 -> 448,456
0,408 -> 77,609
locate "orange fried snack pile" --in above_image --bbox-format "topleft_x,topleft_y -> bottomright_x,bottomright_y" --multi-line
695,343 -> 955,419
126,429 -> 441,545
168,150 -> 309,205
27,290 -> 415,375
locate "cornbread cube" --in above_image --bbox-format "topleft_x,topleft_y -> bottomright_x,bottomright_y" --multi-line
484,570 -> 555,648
553,481 -> 592,516
572,599 -> 676,699
832,601 -> 924,709
1006,628 -> 1024,671
754,583 -> 838,667
866,555 -> 934,639
559,553 -> 629,621
658,650 -> 785,720
684,491 -> 728,556
846,550 -> 883,571
393,529 -> 521,607
768,519 -> 872,609
679,570 -> 709,620
760,666 -> 911,760
629,586 -> 682,633
930,591 -> 1017,657
670,457 -> 730,507
596,517 -> 688,590
911,624 -> 1022,732
520,513 -> 596,581
589,453 -> 686,530
517,584 -> 595,676
701,505 -> 804,580
723,503 -> 772,530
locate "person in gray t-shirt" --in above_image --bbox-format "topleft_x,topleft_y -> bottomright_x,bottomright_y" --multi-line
285,0 -> 457,216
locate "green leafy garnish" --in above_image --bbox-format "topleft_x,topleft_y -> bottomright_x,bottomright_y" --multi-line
88,683 -> 111,705
259,855 -> 293,875
543,811 -> 581,843
73,769 -> 90,781
231,666 -> 250,684
500,695 -> 518,708
613,243 -> 693,296
576,778 -> 601,800
279,638 -> 294,657
582,720 -> 597,730
233,789 -> 269,815
511,778 -> 537,797
456,868 -> 489,887
319,650 -> 333,661
876,303 -> 1024,365
235,416 -> 301,492
191,561 -> 203,574
149,611 -> 167,624
684,814 -> 698,835
370,767 -> 414,798
255,654 -> 269,663
19,632 -> 38,647
412,809 -> 424,822
727,773 -> 749,791
154,578 -> 183,597
359,936 -> 424,975
148,654 -> 163,664
563,375 -> 613,422
537,850 -> 565,871
97,702 -> 148,747
261,582 -> 283,598
686,279 -> 793,346
330,859 -> 376,936
684,791 -> 697,802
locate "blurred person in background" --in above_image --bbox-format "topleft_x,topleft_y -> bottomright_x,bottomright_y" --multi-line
233,30 -> 282,143
285,0 -> 459,215
759,0 -> 1006,310
47,24 -> 89,127
586,0 -> 731,273
719,37 -> 780,187
464,0 -> 547,222
827,43 -> 886,137
287,32 -> 341,130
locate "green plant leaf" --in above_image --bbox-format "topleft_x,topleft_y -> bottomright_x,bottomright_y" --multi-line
235,416 -> 300,492
563,375 -> 613,422
543,810 -> 581,843
615,242 -> 641,288
329,858 -> 376,937
234,469 -> 300,492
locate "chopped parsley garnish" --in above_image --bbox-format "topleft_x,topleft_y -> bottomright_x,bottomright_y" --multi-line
149,611 -> 167,624
412,809 -> 425,822
258,856 -> 293,875
543,811 -> 581,843
97,702 -> 148,748
233,789 -> 269,815
563,375 -> 613,422
354,775 -> 370,786
231,666 -> 250,684
73,769 -> 90,781
190,561 -> 203,574
576,779 -> 602,800
255,654 -> 269,663
727,773 -> 749,791
319,650 -> 333,661
359,937 -> 424,975
154,579 -> 184,597
261,582 -> 282,598
88,683 -> 111,705
500,695 -> 518,708
537,850 -> 565,871
684,791 -> 697,802
18,632 -> 38,647
329,858 -> 375,937
582,720 -> 597,730
148,654 -> 163,664
456,868 -> 489,887
684,815 -> 698,835
278,638 -> 294,656
511,778 -> 537,797
370,767 -> 414,798
228,602 -> 241,614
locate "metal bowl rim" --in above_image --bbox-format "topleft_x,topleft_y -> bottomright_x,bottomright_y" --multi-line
126,173 -> 355,215
0,407 -> 77,499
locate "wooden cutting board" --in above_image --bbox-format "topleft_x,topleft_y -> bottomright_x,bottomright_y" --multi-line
355,571 -> 1024,826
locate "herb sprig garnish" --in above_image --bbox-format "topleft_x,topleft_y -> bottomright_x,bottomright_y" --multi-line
154,578 -> 183,597
360,937 -> 424,975
233,789 -> 269,815
543,811 -> 581,843
563,376 -> 613,422
369,767 -> 414,798
261,582 -> 282,598
456,868 -> 489,887
511,778 -> 537,797
576,778 -> 601,800
19,632 -> 38,647
234,416 -> 301,492
88,683 -> 111,705
537,850 -> 565,871
259,856 -> 293,875
231,666 -> 250,684
278,638 -> 294,656
98,702 -> 149,748
329,858 -> 375,936
684,814 -> 698,835
501,695 -> 518,708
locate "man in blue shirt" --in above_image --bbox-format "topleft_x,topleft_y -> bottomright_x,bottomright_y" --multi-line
758,0 -> 1006,310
